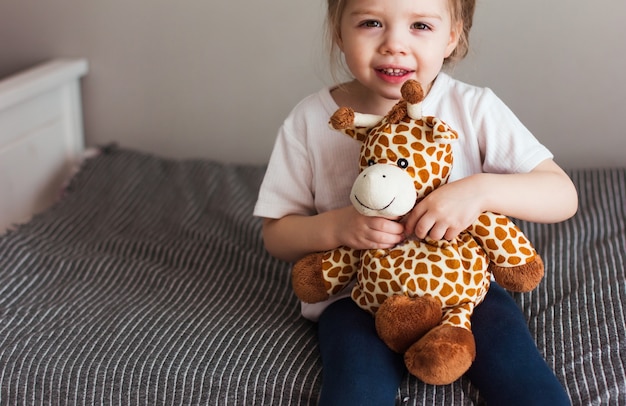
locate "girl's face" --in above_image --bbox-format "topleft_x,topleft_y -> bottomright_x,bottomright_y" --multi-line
338,0 -> 459,105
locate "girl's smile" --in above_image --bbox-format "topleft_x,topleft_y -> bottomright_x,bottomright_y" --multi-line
335,0 -> 460,113
375,65 -> 416,84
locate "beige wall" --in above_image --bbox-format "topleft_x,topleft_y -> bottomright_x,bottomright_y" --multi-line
1,0 -> 625,168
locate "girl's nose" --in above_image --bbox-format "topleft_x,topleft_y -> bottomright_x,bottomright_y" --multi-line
379,27 -> 409,55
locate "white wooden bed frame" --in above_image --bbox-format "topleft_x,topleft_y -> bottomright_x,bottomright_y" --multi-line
0,59 -> 88,233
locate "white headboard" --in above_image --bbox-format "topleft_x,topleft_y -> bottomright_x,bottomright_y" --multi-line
0,58 -> 88,233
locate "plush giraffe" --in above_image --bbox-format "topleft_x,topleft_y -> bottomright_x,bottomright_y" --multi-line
291,80 -> 544,385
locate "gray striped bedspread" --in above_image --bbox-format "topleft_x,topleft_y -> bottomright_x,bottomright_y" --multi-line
1,147 -> 624,405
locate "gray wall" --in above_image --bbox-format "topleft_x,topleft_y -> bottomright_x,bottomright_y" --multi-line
1,0 -> 625,168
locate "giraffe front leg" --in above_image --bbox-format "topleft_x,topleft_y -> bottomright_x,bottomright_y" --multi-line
404,303 -> 476,385
468,212 -> 544,292
291,247 -> 361,303
491,253 -> 544,292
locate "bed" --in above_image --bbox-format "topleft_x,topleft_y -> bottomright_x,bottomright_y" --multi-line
0,59 -> 624,405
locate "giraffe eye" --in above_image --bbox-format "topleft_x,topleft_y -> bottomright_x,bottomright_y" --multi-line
397,158 -> 409,169
367,159 -> 376,166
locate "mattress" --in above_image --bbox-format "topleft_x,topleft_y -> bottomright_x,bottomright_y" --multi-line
0,146 -> 624,405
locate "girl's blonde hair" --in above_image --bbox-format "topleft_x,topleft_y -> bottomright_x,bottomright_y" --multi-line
325,0 -> 476,80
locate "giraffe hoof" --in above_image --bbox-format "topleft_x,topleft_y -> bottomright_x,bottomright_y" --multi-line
291,252 -> 329,303
375,295 -> 442,353
491,254 -> 544,292
404,325 -> 476,385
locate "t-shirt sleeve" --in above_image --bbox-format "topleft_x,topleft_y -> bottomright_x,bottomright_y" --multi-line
474,88 -> 553,174
253,106 -> 315,219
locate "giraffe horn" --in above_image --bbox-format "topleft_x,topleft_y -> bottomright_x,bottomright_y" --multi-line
407,102 -> 422,121
353,112 -> 384,128
401,80 -> 425,120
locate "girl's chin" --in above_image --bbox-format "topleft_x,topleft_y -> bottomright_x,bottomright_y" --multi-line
375,85 -> 404,101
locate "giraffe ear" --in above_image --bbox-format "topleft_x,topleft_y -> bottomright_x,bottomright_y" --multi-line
431,118 -> 459,144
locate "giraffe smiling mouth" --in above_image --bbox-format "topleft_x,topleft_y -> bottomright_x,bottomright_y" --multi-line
354,195 -> 395,212
350,163 -> 417,218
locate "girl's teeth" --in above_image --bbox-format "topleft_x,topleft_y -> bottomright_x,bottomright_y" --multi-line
381,68 -> 407,76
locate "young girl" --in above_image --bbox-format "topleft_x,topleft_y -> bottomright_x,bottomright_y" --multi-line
254,0 -> 578,404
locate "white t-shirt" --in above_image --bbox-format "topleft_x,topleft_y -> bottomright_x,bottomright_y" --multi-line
254,72 -> 553,321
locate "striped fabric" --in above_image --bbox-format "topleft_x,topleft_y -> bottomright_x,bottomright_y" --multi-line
0,147 -> 624,405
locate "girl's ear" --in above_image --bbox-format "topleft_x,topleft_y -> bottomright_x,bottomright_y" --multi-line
445,21 -> 462,58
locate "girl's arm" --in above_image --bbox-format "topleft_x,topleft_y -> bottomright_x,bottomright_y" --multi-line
262,206 -> 405,263
404,159 -> 578,241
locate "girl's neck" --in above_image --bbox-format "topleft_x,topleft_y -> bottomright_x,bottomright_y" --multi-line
330,79 -> 433,115
330,80 -> 398,116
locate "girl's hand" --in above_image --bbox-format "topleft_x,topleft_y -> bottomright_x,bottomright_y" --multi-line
403,159 -> 579,242
262,205 -> 407,263
333,206 -> 406,250
403,177 -> 485,241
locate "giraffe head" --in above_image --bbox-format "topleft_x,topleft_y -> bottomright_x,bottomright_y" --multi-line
330,80 -> 459,219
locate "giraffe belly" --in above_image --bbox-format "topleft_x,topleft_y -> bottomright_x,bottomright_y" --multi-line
352,236 -> 491,314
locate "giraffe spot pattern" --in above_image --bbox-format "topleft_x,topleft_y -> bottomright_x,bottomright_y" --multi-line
445,295 -> 460,306
393,134 -> 408,144
321,99 -> 540,330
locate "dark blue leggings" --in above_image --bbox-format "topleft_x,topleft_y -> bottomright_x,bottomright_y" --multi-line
317,283 -> 570,405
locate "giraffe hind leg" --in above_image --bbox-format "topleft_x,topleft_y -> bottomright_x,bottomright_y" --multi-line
404,303 -> 476,385
375,294 -> 442,353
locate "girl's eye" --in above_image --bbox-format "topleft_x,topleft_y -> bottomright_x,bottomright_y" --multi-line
411,22 -> 430,31
360,20 -> 382,28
